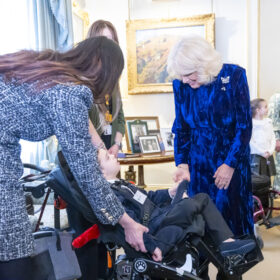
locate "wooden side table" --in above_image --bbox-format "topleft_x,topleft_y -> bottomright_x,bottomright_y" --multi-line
118,152 -> 174,188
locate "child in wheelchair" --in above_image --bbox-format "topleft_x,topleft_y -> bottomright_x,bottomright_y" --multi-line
48,150 -> 262,279
97,149 -> 256,263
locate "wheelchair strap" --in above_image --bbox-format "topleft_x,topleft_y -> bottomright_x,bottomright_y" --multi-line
111,180 -> 155,227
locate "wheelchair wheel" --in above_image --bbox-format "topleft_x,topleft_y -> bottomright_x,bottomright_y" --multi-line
253,192 -> 274,225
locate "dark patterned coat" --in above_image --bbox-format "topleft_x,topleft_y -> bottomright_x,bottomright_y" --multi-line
0,77 -> 124,261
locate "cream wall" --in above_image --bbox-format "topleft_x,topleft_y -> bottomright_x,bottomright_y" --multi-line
259,0 -> 280,102
79,0 -> 256,187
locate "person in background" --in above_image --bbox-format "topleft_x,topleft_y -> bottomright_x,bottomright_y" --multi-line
250,98 -> 276,177
268,94 -> 280,191
87,20 -> 125,157
167,36 -> 253,280
0,37 -> 147,279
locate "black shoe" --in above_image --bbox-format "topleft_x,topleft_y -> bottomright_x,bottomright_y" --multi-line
219,239 -> 256,257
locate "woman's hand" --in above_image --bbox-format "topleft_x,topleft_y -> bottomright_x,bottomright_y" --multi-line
173,164 -> 190,183
108,144 -> 119,158
213,164 -> 234,189
119,213 -> 148,252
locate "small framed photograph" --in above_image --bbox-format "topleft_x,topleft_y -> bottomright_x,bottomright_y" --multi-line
148,130 -> 165,151
127,120 -> 149,153
160,128 -> 175,151
138,135 -> 161,154
125,116 -> 160,152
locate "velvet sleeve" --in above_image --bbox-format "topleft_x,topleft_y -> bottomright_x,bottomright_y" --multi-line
224,69 -> 252,168
172,80 -> 191,166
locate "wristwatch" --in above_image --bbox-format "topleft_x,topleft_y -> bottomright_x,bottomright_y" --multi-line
114,141 -> 122,149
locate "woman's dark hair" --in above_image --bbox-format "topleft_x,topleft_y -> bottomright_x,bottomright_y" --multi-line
0,36 -> 124,103
250,98 -> 266,117
87,20 -> 119,44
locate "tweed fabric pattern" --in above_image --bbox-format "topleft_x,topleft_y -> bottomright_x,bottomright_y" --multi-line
0,77 -> 124,261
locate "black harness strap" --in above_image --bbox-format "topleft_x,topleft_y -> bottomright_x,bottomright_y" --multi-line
111,180 -> 155,227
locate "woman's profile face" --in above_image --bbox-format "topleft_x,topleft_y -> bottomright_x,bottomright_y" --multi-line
181,72 -> 201,89
100,27 -> 114,41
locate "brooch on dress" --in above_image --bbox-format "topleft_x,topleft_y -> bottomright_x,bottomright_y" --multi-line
221,76 -> 230,84
221,76 -> 230,91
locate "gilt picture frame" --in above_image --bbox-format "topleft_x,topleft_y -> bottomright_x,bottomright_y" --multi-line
126,13 -> 215,95
72,0 -> 90,44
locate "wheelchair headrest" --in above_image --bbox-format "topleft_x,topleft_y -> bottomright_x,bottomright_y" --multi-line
49,151 -> 98,224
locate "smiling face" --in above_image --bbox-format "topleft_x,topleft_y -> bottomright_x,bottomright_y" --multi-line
181,72 -> 201,89
98,149 -> 120,179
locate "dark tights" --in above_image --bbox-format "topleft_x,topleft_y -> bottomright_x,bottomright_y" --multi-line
0,257 -> 33,280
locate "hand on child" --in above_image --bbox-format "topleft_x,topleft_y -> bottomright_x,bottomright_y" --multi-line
213,164 -> 234,189
152,247 -> 162,262
119,213 -> 148,253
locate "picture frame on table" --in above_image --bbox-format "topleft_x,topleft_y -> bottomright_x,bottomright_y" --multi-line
125,116 -> 160,152
160,128 -> 175,152
138,135 -> 161,154
126,13 -> 215,94
126,120 -> 149,153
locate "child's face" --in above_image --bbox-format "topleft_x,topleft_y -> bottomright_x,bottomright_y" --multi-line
98,149 -> 120,178
258,101 -> 268,117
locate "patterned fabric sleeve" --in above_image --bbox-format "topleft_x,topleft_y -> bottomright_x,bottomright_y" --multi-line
224,68 -> 252,168
50,85 -> 125,225
172,80 -> 191,166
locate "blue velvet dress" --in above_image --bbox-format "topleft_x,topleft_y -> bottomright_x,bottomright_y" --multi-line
172,64 -> 254,236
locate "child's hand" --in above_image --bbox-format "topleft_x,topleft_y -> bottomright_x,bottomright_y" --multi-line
152,247 -> 162,262
168,181 -> 189,199
173,165 -> 190,182
168,181 -> 180,198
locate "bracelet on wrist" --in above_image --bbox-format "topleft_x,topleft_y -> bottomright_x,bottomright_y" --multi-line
178,165 -> 188,170
95,142 -> 106,150
114,140 -> 122,149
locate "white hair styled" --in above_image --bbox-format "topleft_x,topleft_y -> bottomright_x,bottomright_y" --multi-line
167,36 -> 223,85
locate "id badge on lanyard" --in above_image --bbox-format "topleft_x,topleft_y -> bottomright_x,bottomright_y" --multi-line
104,124 -> 112,135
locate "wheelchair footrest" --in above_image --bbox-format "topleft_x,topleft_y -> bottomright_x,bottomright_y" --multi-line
222,239 -> 264,277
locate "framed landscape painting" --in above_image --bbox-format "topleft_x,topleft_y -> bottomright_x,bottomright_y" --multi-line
126,14 -> 215,94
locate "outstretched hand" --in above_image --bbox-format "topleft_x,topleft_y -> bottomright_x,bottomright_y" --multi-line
173,165 -> 190,183
213,163 -> 234,189
119,213 -> 148,252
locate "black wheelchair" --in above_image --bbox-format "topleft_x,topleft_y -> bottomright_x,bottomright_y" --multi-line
22,152 -> 263,280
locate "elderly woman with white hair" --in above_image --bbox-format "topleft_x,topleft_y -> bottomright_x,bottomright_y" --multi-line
167,36 -> 253,241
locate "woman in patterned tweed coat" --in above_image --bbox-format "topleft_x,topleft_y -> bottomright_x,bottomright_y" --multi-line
0,37 -> 148,277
